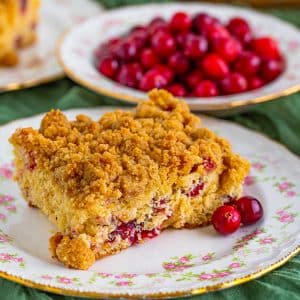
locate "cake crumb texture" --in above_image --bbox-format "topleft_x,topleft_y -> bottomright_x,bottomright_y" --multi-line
10,89 -> 250,269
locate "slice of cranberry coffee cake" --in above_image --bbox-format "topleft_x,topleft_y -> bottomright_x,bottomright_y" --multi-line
10,89 -> 250,270
0,0 -> 40,66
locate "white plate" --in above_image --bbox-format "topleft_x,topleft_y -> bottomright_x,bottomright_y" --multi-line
0,0 -> 102,93
58,3 -> 300,112
0,108 -> 299,298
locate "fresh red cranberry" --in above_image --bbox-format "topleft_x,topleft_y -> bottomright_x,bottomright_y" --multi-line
212,205 -> 241,235
227,17 -> 252,45
170,12 -> 192,32
236,196 -> 263,225
186,180 -> 205,197
167,83 -> 187,97
115,40 -> 139,61
148,18 -> 169,36
202,54 -> 229,79
20,0 -> 27,14
116,63 -> 143,88
251,37 -> 281,60
176,32 -> 190,48
130,26 -> 148,40
168,52 -> 190,74
184,34 -> 208,59
261,59 -> 283,82
140,48 -> 159,68
205,23 -> 230,41
221,72 -> 248,94
248,77 -> 265,90
213,38 -> 242,63
151,31 -> 176,57
139,69 -> 168,91
129,35 -> 147,51
152,64 -> 174,83
97,57 -> 119,78
193,80 -> 219,97
186,70 -> 203,89
95,38 -> 122,59
149,17 -> 165,26
203,157 -> 217,170
234,52 -> 261,77
192,13 -> 218,34
129,27 -> 149,49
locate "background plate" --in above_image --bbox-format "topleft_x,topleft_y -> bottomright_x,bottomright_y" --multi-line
59,3 -> 300,111
0,108 -> 299,298
0,0 -> 102,93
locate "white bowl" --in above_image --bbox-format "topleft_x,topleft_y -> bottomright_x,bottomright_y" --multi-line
58,3 -> 300,112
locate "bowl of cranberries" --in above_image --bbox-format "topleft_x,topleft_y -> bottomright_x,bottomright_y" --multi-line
59,3 -> 300,111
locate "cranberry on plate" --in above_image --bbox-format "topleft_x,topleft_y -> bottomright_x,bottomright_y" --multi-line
236,196 -> 264,225
212,205 -> 241,235
212,195 -> 264,235
95,11 -> 284,98
202,53 -> 229,79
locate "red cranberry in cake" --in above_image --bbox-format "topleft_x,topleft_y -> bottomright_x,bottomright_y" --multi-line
20,0 -> 28,14
203,157 -> 217,171
0,0 -> 40,66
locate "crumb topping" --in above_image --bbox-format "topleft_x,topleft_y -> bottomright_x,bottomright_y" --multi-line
10,89 -> 248,210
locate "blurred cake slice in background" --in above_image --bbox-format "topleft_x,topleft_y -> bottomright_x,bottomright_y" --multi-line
0,0 -> 40,66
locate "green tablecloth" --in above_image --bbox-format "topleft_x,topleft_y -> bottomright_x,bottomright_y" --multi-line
0,1 -> 299,299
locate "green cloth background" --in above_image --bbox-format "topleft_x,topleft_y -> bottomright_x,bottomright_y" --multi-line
0,1 -> 299,299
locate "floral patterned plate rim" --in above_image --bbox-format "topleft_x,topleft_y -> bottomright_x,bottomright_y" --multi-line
0,108 -> 299,299
58,2 -> 300,112
0,0 -> 102,93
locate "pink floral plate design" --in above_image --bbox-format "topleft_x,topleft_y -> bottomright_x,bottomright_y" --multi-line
0,108 -> 299,298
0,0 -> 102,93
58,3 -> 300,112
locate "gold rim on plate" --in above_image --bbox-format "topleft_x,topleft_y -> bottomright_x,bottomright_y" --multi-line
0,246 -> 298,299
0,72 -> 64,93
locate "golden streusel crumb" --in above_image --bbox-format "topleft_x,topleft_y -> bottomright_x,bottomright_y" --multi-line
10,89 -> 250,270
